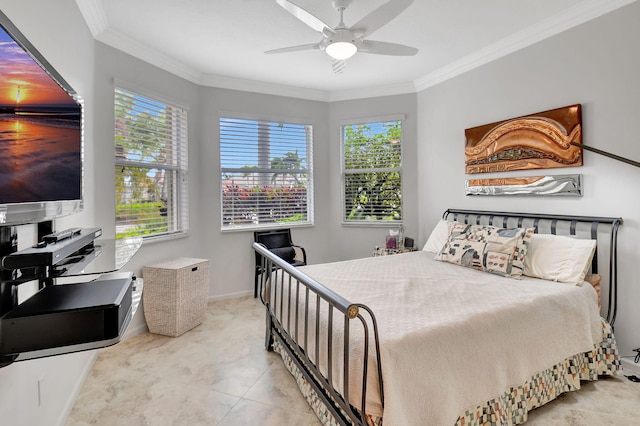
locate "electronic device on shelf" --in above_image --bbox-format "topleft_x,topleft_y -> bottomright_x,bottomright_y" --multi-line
0,272 -> 134,361
42,227 -> 83,244
2,228 -> 102,269
52,245 -> 103,277
0,10 -> 83,226
0,232 -> 141,368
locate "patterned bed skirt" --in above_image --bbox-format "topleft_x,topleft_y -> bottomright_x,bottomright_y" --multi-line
272,338 -> 383,426
273,319 -> 620,426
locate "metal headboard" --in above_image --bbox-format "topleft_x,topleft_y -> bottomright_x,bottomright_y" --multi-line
443,209 -> 623,327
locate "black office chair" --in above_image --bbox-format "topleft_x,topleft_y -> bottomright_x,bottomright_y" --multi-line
254,228 -> 307,298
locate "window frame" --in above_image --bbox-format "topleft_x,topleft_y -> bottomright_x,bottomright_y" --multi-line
219,113 -> 314,232
340,115 -> 404,226
114,85 -> 189,241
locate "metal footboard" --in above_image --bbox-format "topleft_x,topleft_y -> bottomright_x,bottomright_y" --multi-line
253,242 -> 383,426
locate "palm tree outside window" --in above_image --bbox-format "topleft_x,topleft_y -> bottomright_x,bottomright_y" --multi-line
220,117 -> 313,230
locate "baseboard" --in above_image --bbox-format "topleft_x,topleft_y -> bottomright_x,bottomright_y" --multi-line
208,290 -> 253,302
56,350 -> 99,426
621,357 -> 640,375
120,291 -> 253,341
124,322 -> 148,339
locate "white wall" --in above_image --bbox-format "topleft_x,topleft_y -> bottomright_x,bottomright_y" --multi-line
329,95 -> 419,261
416,2 -> 640,358
0,1 -> 98,425
197,87 -> 330,295
92,42 -> 204,336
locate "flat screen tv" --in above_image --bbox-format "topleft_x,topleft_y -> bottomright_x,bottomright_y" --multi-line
0,10 -> 82,226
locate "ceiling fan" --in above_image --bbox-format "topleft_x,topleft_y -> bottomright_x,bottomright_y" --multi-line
266,0 -> 418,67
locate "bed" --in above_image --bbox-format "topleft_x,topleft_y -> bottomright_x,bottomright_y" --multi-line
253,209 -> 622,425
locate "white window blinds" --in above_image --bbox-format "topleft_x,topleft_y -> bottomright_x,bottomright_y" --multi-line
220,117 -> 313,230
342,120 -> 402,223
115,87 -> 189,239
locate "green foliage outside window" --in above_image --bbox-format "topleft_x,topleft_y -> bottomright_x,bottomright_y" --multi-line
343,121 -> 402,222
115,88 -> 187,239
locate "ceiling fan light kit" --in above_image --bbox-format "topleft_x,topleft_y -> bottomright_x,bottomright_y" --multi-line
326,41 -> 357,60
325,28 -> 358,60
268,0 -> 418,70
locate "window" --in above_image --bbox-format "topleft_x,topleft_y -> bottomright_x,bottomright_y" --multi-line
220,117 -> 313,230
115,87 -> 188,239
342,119 -> 402,223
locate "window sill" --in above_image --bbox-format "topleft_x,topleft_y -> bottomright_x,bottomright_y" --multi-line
341,221 -> 403,228
221,222 -> 314,233
139,231 -> 190,244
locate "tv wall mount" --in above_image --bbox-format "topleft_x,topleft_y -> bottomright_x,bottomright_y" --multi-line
0,222 -> 141,368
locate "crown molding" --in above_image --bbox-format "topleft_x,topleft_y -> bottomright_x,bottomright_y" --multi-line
97,28 -> 203,85
327,82 -> 418,102
74,0 -> 108,37
414,0 -> 638,91
197,77 -> 417,103
78,0 -> 638,101
199,74 -> 331,102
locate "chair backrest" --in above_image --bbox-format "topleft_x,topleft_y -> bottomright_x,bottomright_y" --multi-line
254,229 -> 295,263
254,229 -> 292,249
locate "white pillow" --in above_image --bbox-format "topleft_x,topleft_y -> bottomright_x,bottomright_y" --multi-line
523,233 -> 596,285
422,219 -> 452,252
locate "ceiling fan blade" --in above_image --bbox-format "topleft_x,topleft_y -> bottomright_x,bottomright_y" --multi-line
265,43 -> 321,54
358,40 -> 418,56
351,0 -> 414,38
275,0 -> 335,34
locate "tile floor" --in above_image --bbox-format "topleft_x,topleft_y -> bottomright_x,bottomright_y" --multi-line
67,296 -> 640,425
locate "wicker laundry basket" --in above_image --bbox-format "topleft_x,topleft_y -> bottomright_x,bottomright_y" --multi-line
142,257 -> 209,337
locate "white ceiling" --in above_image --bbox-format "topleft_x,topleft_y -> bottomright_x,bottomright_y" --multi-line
76,0 -> 635,101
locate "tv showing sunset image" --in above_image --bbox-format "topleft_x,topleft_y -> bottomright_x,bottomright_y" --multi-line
0,25 -> 81,204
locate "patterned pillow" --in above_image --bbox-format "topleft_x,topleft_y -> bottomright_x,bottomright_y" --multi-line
435,223 -> 534,278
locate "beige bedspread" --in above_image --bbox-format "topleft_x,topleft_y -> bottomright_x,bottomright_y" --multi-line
289,251 -> 602,425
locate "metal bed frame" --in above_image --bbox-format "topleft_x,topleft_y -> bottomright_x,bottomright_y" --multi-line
252,209 -> 622,426
443,209 -> 622,326
254,242 -> 383,425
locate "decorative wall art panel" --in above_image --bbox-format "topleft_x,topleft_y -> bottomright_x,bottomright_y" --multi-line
465,174 -> 582,196
465,105 -> 583,174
